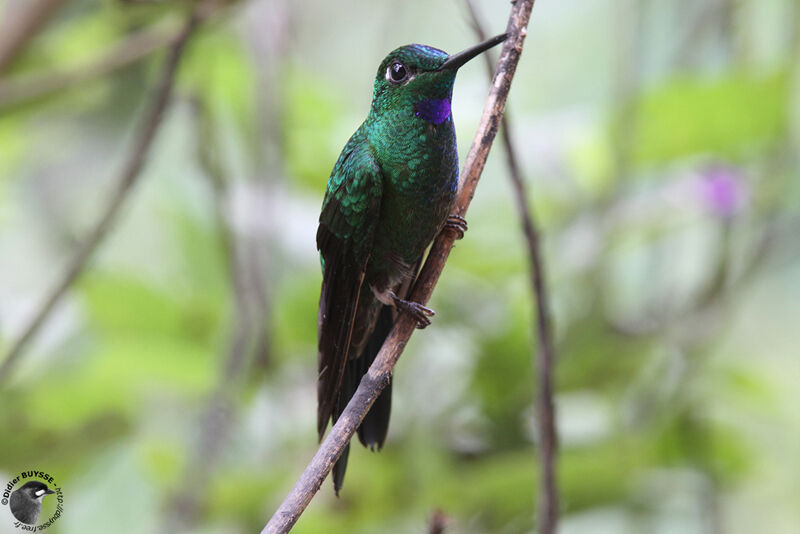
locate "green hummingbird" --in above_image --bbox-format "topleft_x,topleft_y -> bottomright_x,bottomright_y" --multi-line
317,33 -> 507,493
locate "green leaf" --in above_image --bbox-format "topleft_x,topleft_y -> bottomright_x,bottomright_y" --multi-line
627,71 -> 788,164
24,334 -> 215,431
182,27 -> 258,139
80,274 -> 220,344
283,68 -> 345,190
271,268 -> 320,362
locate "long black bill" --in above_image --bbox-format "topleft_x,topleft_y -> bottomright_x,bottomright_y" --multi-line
437,32 -> 508,71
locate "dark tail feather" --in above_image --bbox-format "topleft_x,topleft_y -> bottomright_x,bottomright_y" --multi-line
330,305 -> 394,492
316,253 -> 365,440
357,305 -> 393,449
332,442 -> 350,495
331,348 -> 359,493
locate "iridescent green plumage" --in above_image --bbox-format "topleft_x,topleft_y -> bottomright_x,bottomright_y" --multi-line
317,34 -> 507,493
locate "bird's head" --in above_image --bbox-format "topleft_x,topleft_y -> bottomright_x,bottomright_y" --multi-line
370,33 -> 507,124
17,481 -> 55,501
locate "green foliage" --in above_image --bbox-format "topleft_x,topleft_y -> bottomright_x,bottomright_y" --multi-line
80,274 -> 216,342
443,451 -> 536,528
207,469 -> 292,529
0,392 -> 128,469
8,6 -> 122,76
627,72 -> 789,165
271,269 -> 320,362
559,441 -> 637,509
182,27 -> 259,140
647,409 -> 752,484
0,274 -> 222,440
472,297 -> 534,448
283,68 -> 345,190
139,438 -> 185,488
557,311 -> 652,393
0,116 -> 26,186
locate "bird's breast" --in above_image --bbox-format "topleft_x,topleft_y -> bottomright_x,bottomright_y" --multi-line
367,116 -> 459,275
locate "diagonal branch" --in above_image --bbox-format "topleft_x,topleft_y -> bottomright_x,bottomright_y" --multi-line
0,19 -> 180,109
262,1 -> 538,532
464,1 -> 559,532
0,0 -> 65,74
0,1 -> 231,110
0,6 -> 205,385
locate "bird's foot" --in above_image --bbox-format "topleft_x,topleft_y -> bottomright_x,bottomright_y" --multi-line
444,214 -> 468,240
392,295 -> 434,329
372,285 -> 435,329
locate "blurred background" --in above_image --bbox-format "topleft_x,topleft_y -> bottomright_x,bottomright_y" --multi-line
1,0 -> 798,533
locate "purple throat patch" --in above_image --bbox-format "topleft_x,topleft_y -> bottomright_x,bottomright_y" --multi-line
415,98 -> 451,125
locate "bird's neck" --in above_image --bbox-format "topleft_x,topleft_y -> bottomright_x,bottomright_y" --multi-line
363,105 -> 457,199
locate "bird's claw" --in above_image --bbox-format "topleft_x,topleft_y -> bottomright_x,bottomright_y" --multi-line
444,214 -> 468,240
393,298 -> 435,329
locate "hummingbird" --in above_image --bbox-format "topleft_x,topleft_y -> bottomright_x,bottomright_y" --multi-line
316,33 -> 507,493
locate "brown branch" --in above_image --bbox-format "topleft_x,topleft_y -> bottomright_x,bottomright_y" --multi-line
0,19 -> 181,109
502,82 -> 560,534
464,1 -> 559,532
0,0 -> 65,74
427,509 -> 450,534
0,6 -> 203,385
261,1 -> 538,532
0,2 -> 230,109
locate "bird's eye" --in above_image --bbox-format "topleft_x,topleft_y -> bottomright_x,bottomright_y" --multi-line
387,62 -> 409,84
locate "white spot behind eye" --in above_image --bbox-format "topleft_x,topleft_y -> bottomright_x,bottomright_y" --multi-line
35,489 -> 45,497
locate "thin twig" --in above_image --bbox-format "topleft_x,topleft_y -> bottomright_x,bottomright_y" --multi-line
261,1 -> 537,532
503,89 -> 560,534
160,96 -> 256,532
464,1 -> 559,532
0,7 -> 203,385
0,0 -> 65,74
0,2 -> 229,109
0,19 -> 181,109
428,509 -> 450,534
238,0 -> 294,374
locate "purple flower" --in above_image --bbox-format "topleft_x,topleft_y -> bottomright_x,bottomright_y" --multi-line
697,165 -> 747,218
